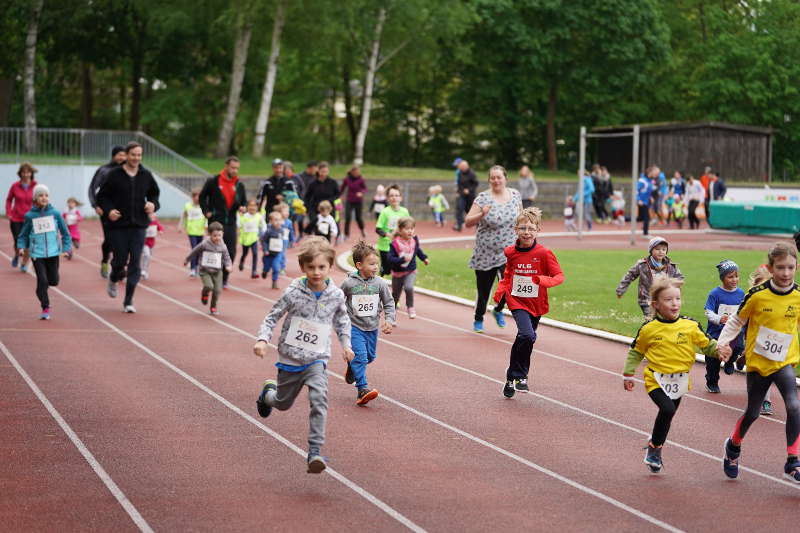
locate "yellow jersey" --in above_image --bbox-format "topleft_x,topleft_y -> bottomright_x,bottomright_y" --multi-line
737,281 -> 800,377
624,316 -> 717,393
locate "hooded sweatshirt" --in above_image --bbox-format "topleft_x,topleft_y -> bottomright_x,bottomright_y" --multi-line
256,277 -> 351,367
17,203 -> 72,258
616,255 -> 684,307
5,179 -> 37,222
339,270 -> 396,331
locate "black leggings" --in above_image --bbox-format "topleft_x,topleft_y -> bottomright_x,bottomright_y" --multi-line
474,266 -> 505,322
344,201 -> 364,236
32,256 -> 60,310
240,243 -> 258,273
687,200 -> 700,229
101,219 -> 113,263
648,387 -> 682,447
222,223 -> 237,284
10,220 -> 23,253
731,365 -> 800,455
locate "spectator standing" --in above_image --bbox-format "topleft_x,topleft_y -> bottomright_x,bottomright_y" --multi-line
199,156 -> 247,287
340,165 -> 368,240
707,171 -> 727,224
96,142 -> 160,312
303,161 -> 339,234
454,160 -> 478,232
258,159 -> 296,214
5,162 -> 37,272
517,165 -> 538,209
88,146 -> 126,278
685,174 -> 705,230
637,169 -> 654,236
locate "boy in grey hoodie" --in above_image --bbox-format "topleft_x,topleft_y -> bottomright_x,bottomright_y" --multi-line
253,237 -> 354,473
184,222 -> 232,315
340,241 -> 396,405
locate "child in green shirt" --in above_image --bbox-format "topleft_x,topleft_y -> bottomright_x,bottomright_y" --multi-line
375,184 -> 409,276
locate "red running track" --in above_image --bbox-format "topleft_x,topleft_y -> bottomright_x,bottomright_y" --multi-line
1,220 -> 798,532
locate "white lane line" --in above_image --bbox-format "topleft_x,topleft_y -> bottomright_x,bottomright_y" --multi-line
125,279 -> 683,532
13,251 -> 425,533
0,339 -> 154,533
206,280 -> 800,490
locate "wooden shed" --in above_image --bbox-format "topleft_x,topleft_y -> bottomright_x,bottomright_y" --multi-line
591,121 -> 773,182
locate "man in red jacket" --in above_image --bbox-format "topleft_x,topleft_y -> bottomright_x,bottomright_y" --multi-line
5,162 -> 38,272
494,207 -> 564,398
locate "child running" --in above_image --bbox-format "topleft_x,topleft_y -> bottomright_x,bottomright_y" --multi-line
276,203 -> 295,275
623,276 -> 729,473
493,207 -> 564,397
254,236 -> 354,474
260,211 -> 284,289
238,199 -> 265,278
140,212 -> 164,280
427,185 -> 449,227
178,187 -> 206,277
703,260 -> 745,393
718,242 -> 800,483
370,184 -> 387,219
375,185 -> 409,276
387,217 -> 428,319
617,236 -> 684,316
184,222 -> 232,316
313,200 -> 338,244
16,184 -> 72,320
563,196 -> 577,232
62,197 -> 83,251
340,241 -> 396,405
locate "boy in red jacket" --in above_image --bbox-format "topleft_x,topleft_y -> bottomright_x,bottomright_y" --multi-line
494,207 -> 564,398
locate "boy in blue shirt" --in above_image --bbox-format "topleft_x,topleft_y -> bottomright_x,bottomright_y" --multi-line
704,260 -> 745,393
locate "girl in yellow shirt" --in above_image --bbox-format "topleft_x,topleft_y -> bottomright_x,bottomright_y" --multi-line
718,242 -> 800,483
623,276 -> 728,473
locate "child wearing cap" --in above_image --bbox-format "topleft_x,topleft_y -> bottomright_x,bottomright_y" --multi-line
616,236 -> 684,316
703,260 -> 745,393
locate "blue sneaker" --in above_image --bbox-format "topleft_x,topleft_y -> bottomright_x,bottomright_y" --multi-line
11,255 -> 18,268
784,458 -> 800,483
473,320 -> 484,333
493,310 -> 506,328
20,264 -> 28,273
644,443 -> 663,474
256,380 -> 277,418
723,438 -> 740,479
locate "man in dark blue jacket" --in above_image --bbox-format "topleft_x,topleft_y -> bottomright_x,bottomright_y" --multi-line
88,145 -> 126,278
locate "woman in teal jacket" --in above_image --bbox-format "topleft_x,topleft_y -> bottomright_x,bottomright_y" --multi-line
16,184 -> 72,320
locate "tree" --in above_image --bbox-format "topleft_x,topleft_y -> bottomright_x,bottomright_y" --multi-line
252,0 -> 287,158
215,6 -> 254,157
23,0 -> 44,151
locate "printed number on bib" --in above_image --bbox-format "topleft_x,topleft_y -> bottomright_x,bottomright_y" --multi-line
754,326 -> 793,362
511,274 -> 538,298
284,317 -> 331,353
717,304 -> 739,318
282,227 -> 290,240
563,207 -> 574,217
200,251 -> 222,269
352,294 -> 379,317
187,207 -> 203,220
243,220 -> 259,233
145,225 -> 158,238
32,216 -> 56,234
66,214 -> 78,225
654,371 -> 689,400
268,238 -> 283,253
317,221 -> 330,235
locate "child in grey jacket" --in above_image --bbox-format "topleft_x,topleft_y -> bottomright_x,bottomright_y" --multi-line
253,237 -> 354,474
616,236 -> 684,316
340,241 -> 396,406
184,222 -> 232,315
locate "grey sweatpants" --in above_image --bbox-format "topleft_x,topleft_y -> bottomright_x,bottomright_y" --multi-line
265,363 -> 329,450
392,271 -> 416,309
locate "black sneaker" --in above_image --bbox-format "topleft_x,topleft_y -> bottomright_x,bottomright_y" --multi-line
735,356 -> 746,371
514,378 -> 529,392
503,380 -> 515,398
238,262 -> 244,271
723,438 -> 740,479
643,443 -> 663,474
256,380 -> 277,418
706,382 -> 721,394
784,458 -> 800,484
345,363 -> 355,384
723,360 -> 735,375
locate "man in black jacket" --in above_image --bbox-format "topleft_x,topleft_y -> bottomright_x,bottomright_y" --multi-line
199,156 -> 247,286
257,158 -> 295,213
96,142 -> 160,312
454,159 -> 478,231
88,145 -> 126,279
303,161 -> 339,234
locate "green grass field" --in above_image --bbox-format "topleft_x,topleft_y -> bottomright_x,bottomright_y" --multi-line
415,248 -> 768,337
189,157 -> 575,181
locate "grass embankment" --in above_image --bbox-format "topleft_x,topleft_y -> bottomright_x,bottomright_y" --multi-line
189,157 -> 575,181
415,248 -> 767,338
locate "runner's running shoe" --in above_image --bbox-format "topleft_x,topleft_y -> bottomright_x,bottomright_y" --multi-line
760,400 -> 774,416
644,443 -> 663,474
256,380 -> 277,418
493,310 -> 506,328
723,438 -> 740,479
307,452 -> 327,474
503,380 -> 515,398
473,320 -> 484,333
356,388 -> 379,406
784,458 -> 800,483
100,262 -> 109,278
515,378 -> 529,392
39,308 -> 50,320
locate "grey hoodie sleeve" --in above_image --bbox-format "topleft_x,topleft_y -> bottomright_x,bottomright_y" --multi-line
616,262 -> 641,296
332,296 -> 352,350
257,292 -> 291,342
380,282 -> 396,324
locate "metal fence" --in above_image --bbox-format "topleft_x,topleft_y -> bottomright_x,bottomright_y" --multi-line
0,128 -> 211,192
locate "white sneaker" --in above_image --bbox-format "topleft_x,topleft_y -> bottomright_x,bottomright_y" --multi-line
124,305 -> 137,313
141,271 -> 149,280
107,279 -> 118,298
408,307 -> 417,319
